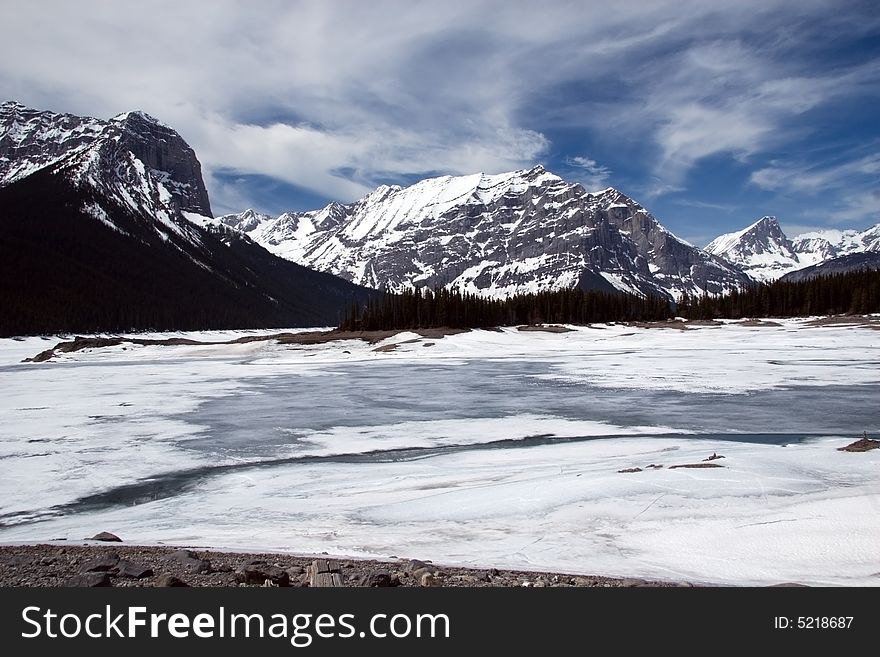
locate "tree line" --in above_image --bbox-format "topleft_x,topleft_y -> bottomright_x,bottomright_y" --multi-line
678,268 -> 880,319
339,286 -> 673,330
340,268 -> 880,331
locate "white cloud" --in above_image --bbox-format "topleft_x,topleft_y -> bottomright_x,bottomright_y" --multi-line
671,199 -> 735,212
749,149 -> 880,225
564,156 -> 611,190
821,192 -> 880,225
750,153 -> 880,193
1,0 -> 877,211
607,43 -> 880,192
782,223 -> 839,237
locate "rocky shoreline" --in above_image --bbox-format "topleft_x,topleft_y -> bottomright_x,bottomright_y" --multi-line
0,543 -> 687,588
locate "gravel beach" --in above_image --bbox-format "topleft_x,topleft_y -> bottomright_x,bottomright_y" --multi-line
0,543 -> 685,588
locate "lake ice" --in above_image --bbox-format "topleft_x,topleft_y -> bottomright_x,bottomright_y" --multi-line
1,318 -> 878,585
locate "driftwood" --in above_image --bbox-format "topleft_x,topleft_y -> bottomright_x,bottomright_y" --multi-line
309,559 -> 343,587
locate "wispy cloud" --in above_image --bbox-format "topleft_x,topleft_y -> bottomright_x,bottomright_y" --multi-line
601,41 -> 880,194
749,148 -> 880,224
804,190 -> 880,225
670,199 -> 736,212
1,0 -> 878,216
564,155 -> 611,190
782,223 -> 842,237
750,152 -> 880,193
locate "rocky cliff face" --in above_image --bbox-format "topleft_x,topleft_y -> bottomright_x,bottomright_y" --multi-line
0,102 -> 376,336
0,101 -> 212,217
220,166 -> 749,300
114,111 -> 213,216
707,216 -> 880,281
791,225 -> 880,263
705,216 -> 801,282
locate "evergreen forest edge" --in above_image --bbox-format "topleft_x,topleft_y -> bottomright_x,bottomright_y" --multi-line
340,268 -> 880,331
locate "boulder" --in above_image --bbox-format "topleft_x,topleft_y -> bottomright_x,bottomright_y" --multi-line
89,532 -> 122,542
156,574 -> 189,587
235,563 -> 290,587
114,560 -> 153,579
63,572 -> 112,587
166,549 -> 211,573
360,572 -> 393,587
80,552 -> 120,573
412,567 -> 432,582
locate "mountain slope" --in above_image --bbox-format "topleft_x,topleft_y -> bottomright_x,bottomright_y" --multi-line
705,216 -> 801,282
791,225 -> 880,264
220,167 -> 749,300
0,102 -> 376,336
707,215 -> 880,281
1,101 -> 212,216
779,251 -> 880,283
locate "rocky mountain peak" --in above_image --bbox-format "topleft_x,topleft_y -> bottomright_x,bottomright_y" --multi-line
738,216 -> 789,250
221,208 -> 272,233
707,215 -> 880,282
0,101 -> 212,217
111,109 -> 170,127
219,167 -> 751,300
705,215 -> 798,282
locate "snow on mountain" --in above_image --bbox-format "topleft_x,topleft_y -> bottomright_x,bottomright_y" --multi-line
780,251 -> 880,283
0,101 -> 376,335
791,226 -> 880,263
0,100 -> 212,218
219,166 -> 749,300
707,214 -> 880,281
705,216 -> 801,282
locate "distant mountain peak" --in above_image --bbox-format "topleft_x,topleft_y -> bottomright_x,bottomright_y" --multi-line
1,100 -> 27,111
707,216 -> 880,282
0,103 -> 374,336
220,168 -> 750,300
0,101 -> 212,216
706,216 -> 798,282
111,110 -> 172,130
749,215 -> 780,230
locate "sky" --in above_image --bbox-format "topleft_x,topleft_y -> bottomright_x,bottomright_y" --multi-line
1,0 -> 878,245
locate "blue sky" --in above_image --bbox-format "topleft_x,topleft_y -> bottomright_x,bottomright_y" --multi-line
1,0 -> 878,245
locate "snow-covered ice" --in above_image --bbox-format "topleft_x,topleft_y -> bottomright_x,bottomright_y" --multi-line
0,318 -> 878,585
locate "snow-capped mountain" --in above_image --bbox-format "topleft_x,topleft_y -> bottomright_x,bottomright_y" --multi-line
219,167 -> 749,300
0,102 -> 375,336
780,251 -> 880,283
791,226 -> 880,263
705,217 -> 801,282
1,100 -> 212,217
707,216 -> 880,281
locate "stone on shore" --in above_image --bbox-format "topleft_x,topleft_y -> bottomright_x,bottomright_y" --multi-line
64,572 -> 112,587
114,560 -> 154,579
156,573 -> 190,587
166,549 -> 211,573
80,552 -> 120,573
235,562 -> 290,587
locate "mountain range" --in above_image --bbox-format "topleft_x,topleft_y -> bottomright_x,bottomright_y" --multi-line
0,101 -> 375,337
217,167 -> 750,301
2,101 -> 877,336
706,216 -> 880,282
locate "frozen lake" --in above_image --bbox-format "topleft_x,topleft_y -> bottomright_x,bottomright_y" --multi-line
1,318 -> 878,585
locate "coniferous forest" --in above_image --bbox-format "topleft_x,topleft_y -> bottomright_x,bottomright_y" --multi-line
339,286 -> 673,331
340,268 -> 880,331
0,167 -> 377,338
678,268 -> 880,320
